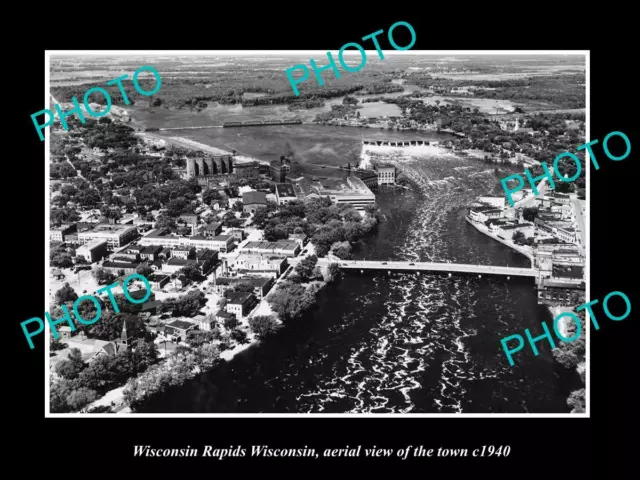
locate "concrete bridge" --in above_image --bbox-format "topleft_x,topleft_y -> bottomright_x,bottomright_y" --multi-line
336,260 -> 538,278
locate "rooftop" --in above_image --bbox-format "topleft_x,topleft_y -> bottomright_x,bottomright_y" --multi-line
215,276 -> 271,287
225,292 -> 253,303
166,320 -> 196,330
243,191 -> 267,205
276,183 -> 296,198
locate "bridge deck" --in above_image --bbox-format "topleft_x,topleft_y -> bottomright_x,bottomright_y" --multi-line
337,260 -> 537,277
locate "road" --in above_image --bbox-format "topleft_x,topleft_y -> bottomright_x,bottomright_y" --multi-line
571,196 -> 586,256
289,258 -> 538,277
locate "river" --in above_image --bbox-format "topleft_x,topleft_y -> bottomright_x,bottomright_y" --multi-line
134,140 -> 580,414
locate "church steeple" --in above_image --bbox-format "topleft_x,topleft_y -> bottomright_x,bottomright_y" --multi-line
118,318 -> 134,351
121,319 -> 128,344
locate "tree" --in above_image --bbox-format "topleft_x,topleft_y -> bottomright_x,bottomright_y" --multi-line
230,328 -> 249,344
512,231 -> 526,245
51,251 -> 74,268
50,379 -> 73,413
203,188 -> 223,205
55,348 -> 86,380
331,241 -> 352,260
294,254 -> 318,282
162,290 -> 206,317
324,263 -> 341,283
136,263 -> 154,278
92,267 -> 116,285
522,207 -> 539,223
268,283 -> 317,322
224,316 -> 240,330
567,389 -> 585,413
232,200 -> 244,212
233,282 -> 256,293
252,206 -> 271,228
55,283 -> 78,305
249,315 -> 281,339
66,387 -> 98,412
179,262 -> 201,281
51,338 -> 67,352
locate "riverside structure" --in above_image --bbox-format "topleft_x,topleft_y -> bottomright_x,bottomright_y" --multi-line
21,273 -> 152,349
500,130 -> 632,207
500,290 -> 631,366
285,21 -> 416,96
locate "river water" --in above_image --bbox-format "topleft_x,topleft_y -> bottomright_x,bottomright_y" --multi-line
135,139 -> 580,414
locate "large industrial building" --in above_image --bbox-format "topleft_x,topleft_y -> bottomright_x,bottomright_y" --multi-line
292,176 -> 375,210
270,157 -> 291,183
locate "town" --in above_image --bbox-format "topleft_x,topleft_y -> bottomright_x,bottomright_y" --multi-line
48,115 -> 393,413
47,53 -> 588,415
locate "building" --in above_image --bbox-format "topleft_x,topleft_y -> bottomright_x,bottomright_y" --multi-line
376,165 -> 396,185
478,196 -> 506,209
173,274 -> 189,289
114,245 -> 142,262
165,319 -> 197,342
294,177 -> 376,210
537,278 -> 585,306
171,245 -> 193,260
51,224 -> 76,242
354,171 -> 379,190
163,258 -> 198,274
234,161 -> 260,181
535,217 -> 577,243
76,239 -> 108,263
226,253 -> 288,278
209,235 -> 234,253
288,233 -> 308,247
101,260 -> 138,275
77,223 -> 138,249
58,326 -> 73,340
242,191 -> 268,214
195,316 -> 217,332
185,154 -> 234,185
275,183 -> 297,205
179,214 -> 199,226
225,292 -> 255,319
552,192 -> 571,204
147,274 -> 170,291
213,276 -> 274,299
88,320 -> 134,362
493,223 -> 522,241
215,309 -> 236,324
139,245 -> 163,261
240,240 -> 300,257
228,229 -> 245,243
200,222 -> 223,238
469,207 -> 503,223
270,157 -> 291,182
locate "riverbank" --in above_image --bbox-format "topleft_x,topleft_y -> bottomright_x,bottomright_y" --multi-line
464,216 -> 535,267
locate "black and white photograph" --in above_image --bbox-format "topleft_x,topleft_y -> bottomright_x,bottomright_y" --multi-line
44,50 -> 588,416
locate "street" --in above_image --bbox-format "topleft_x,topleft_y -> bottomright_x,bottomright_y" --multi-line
571,196 -> 586,257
